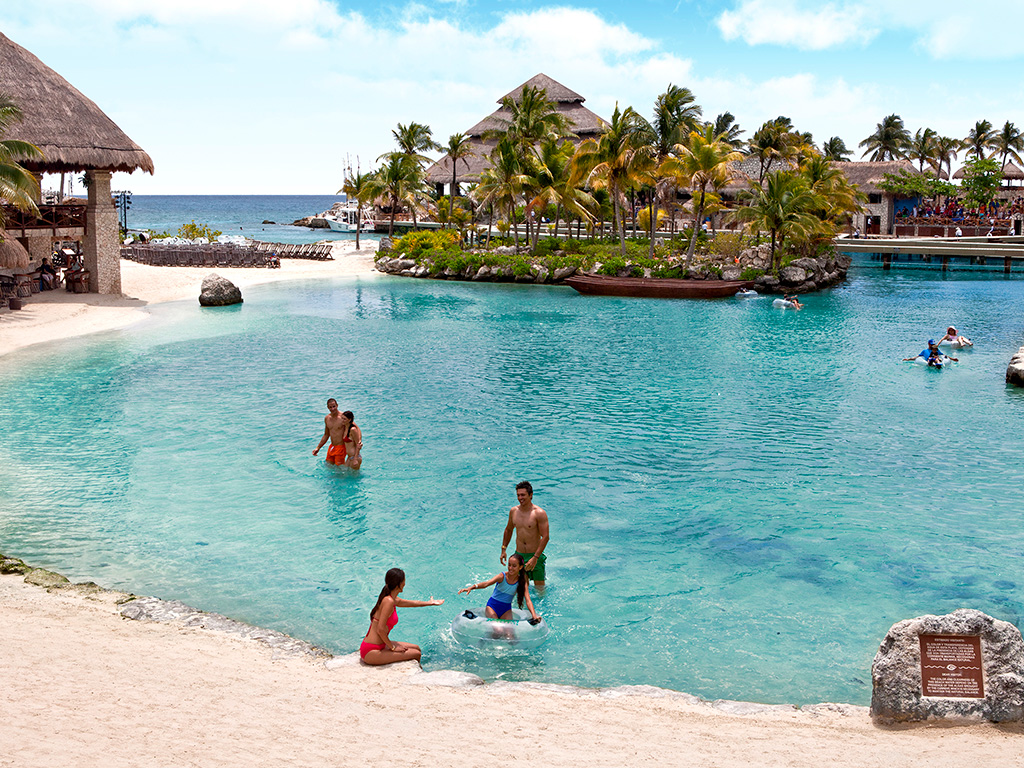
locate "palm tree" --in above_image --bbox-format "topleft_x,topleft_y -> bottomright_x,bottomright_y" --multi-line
907,128 -> 938,173
963,119 -> 996,160
711,112 -> 744,148
821,136 -> 852,161
492,85 -> 571,156
390,121 -> 441,165
573,103 -> 654,256
933,136 -> 961,180
748,118 -> 799,185
799,153 -> 864,235
0,94 -> 43,226
364,154 -> 420,237
473,137 -> 529,248
731,171 -> 820,271
524,137 -> 594,248
660,124 -> 743,266
993,120 -> 1024,170
859,114 -> 910,161
338,167 -> 374,250
442,132 -> 474,228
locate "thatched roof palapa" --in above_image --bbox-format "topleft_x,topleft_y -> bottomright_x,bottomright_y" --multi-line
425,73 -> 607,185
0,31 -> 153,174
0,229 -> 31,268
837,160 -> 918,193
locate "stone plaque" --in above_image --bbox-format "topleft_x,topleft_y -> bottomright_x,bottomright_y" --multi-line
919,634 -> 985,699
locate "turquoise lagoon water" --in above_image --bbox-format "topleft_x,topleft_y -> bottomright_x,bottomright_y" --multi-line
2,269 -> 1024,706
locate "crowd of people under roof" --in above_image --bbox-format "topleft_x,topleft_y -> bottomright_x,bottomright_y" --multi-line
895,196 -> 1024,227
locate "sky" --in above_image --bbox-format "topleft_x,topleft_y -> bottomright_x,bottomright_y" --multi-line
3,0 -> 1024,195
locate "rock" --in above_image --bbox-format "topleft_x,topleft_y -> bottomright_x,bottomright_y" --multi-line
308,218 -> 329,229
1007,345 -> 1024,387
586,261 -> 603,275
472,266 -> 491,281
393,259 -> 415,270
514,272 -> 535,283
789,257 -> 822,275
552,266 -> 576,281
412,266 -> 429,278
0,556 -> 28,575
262,220 -> 275,225
199,274 -> 243,307
871,609 -> 1024,723
722,267 -> 742,281
494,245 -> 515,256
779,266 -> 808,285
531,265 -> 550,283
24,568 -> 70,588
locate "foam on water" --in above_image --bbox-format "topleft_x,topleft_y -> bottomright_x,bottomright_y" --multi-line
2,268 -> 1024,705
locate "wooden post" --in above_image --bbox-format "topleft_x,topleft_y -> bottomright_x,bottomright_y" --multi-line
941,256 -> 949,272
1006,256 -> 1012,274
882,253 -> 892,270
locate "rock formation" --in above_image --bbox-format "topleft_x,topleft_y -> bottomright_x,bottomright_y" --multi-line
199,273 -> 243,306
1006,345 -> 1024,387
871,609 -> 1024,723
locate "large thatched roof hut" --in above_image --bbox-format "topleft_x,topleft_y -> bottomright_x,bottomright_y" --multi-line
0,30 -> 153,294
424,74 -> 607,192
953,161 -> 1024,186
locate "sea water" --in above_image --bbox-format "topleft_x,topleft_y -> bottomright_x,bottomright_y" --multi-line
2,269 -> 1024,706
128,194 -> 377,244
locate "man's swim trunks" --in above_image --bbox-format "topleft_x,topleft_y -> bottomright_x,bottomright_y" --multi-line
515,551 -> 546,582
326,444 -> 345,463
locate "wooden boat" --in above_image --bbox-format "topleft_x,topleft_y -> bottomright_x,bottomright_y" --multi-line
565,274 -> 755,299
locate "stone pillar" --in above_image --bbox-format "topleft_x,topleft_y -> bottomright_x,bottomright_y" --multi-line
83,170 -> 121,294
24,233 -> 53,264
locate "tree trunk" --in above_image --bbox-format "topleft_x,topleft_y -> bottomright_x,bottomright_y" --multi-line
613,193 -> 626,256
389,195 -> 396,237
486,205 -> 493,247
355,205 -> 361,250
684,188 -> 706,268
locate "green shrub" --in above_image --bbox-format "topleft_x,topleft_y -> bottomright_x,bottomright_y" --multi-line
709,231 -> 746,261
178,220 -> 222,241
740,267 -> 764,281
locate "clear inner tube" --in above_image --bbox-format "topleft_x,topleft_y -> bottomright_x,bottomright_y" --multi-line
450,608 -> 550,649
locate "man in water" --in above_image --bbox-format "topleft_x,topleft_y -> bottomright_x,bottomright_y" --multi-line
501,481 -> 550,592
312,398 -> 348,465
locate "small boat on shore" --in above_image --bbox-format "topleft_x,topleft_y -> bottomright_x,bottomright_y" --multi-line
565,274 -> 754,299
324,203 -> 374,233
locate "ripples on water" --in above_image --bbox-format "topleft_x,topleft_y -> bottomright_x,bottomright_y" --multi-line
2,268 -> 1024,705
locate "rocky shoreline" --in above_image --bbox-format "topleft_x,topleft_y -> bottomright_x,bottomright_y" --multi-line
375,240 -> 852,294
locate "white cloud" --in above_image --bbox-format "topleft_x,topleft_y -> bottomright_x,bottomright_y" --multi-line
716,0 -> 1024,59
717,1 -> 874,50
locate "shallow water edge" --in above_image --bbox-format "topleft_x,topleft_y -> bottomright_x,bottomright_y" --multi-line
0,548 -> 867,716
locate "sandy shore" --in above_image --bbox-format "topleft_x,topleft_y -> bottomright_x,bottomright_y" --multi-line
0,240 -> 378,359
2,573 -> 1020,768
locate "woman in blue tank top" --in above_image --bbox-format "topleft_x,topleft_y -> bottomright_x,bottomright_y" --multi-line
458,553 -> 540,620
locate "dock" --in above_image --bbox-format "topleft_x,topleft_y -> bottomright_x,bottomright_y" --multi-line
835,236 -> 1024,272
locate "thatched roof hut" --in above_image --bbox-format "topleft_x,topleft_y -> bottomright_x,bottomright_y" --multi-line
952,161 -> 1024,182
424,74 -> 607,187
0,230 -> 31,268
837,160 -> 918,193
0,30 -> 153,174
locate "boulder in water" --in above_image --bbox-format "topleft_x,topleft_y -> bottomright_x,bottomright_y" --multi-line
199,273 -> 243,306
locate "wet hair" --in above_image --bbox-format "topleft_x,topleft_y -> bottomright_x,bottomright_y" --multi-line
327,398 -> 337,407
342,410 -> 356,441
516,480 -> 533,495
508,554 -> 527,608
370,567 -> 404,621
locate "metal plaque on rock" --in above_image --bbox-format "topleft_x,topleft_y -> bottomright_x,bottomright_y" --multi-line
919,634 -> 985,699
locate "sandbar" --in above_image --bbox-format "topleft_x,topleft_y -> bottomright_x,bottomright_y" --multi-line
0,240 -> 379,359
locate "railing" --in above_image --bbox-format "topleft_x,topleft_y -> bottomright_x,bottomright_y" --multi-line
1,203 -> 87,231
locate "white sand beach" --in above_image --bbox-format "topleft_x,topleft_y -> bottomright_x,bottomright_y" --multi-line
2,573 -> 1021,768
0,240 -> 378,359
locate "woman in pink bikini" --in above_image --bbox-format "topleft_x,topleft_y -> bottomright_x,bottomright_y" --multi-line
360,568 -> 443,666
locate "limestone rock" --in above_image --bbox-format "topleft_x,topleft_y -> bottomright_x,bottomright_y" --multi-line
722,267 -> 742,281
531,265 -> 550,283
473,266 -> 491,281
779,266 -> 808,285
24,568 -> 70,588
199,274 -> 243,307
1006,345 -> 1024,387
552,266 -> 576,281
871,608 -> 1024,723
378,238 -> 393,254
0,556 -> 28,575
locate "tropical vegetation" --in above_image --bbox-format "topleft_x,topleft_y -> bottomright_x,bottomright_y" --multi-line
0,93 -> 43,227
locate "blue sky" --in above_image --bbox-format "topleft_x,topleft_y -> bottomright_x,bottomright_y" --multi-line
3,0 -> 1023,194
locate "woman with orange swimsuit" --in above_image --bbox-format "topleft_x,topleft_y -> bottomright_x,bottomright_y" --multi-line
360,568 -> 443,666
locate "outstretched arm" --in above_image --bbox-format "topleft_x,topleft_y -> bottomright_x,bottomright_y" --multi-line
523,582 -> 539,620
458,574 -> 502,595
395,597 -> 444,608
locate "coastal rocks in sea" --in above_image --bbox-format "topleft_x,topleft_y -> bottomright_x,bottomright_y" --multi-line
553,266 -> 577,281
1006,344 -> 1024,387
0,554 -> 29,575
120,596 -> 330,658
290,215 -> 330,229
199,273 -> 243,306
754,254 -> 851,294
871,608 -> 1024,724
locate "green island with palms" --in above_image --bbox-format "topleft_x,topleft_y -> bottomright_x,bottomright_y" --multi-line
327,76 -> 1023,291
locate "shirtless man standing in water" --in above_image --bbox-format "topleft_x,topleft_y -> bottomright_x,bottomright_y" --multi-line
312,398 -> 347,465
501,481 -> 550,592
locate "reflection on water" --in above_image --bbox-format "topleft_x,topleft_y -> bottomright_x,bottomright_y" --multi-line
2,269 -> 1024,705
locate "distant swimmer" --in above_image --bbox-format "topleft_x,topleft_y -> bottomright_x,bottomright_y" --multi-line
312,398 -> 347,465
340,410 -> 363,470
501,481 -> 550,593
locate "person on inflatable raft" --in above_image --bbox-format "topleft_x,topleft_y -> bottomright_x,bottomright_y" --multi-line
903,340 -> 958,367
458,554 -> 540,639
938,326 -> 973,348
